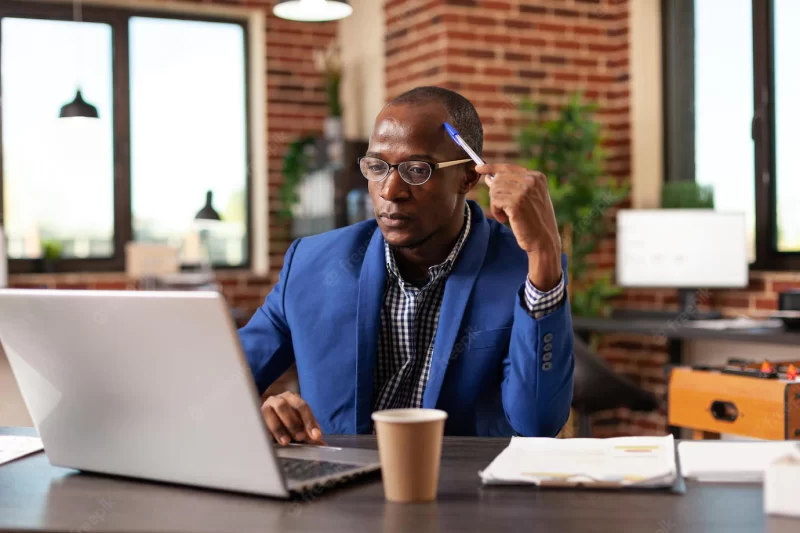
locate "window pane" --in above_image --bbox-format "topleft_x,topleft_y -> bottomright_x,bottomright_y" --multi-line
774,0 -> 800,252
1,18 -> 114,259
129,17 -> 248,267
694,0 -> 756,262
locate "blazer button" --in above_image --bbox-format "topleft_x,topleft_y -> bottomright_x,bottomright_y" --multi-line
544,333 -> 553,343
543,343 -> 552,352
543,352 -> 552,362
542,361 -> 553,371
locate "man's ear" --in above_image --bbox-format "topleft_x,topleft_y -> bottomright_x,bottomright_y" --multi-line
458,162 -> 481,194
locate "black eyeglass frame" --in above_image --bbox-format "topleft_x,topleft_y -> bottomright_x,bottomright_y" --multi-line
357,157 -> 473,186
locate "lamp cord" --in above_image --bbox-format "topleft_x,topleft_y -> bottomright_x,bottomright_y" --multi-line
73,0 -> 83,92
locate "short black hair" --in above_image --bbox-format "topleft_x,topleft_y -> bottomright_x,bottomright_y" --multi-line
388,86 -> 484,156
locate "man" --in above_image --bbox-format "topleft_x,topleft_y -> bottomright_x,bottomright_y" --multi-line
239,87 -> 573,443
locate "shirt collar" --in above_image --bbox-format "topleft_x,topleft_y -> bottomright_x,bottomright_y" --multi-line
384,205 -> 472,285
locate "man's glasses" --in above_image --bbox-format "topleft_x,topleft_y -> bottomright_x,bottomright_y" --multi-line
358,157 -> 473,186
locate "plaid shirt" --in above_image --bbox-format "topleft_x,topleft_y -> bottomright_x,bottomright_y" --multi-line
373,207 -> 566,411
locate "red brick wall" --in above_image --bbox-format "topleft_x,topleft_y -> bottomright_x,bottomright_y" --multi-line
616,273 -> 800,317
385,0 -> 630,168
384,0 -> 448,96
8,270 -> 272,327
8,0 -> 337,321
260,0 -> 337,272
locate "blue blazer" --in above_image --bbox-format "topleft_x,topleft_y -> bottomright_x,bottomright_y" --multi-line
239,201 -> 574,437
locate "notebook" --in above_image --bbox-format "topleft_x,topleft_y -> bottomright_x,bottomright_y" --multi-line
480,435 -> 683,491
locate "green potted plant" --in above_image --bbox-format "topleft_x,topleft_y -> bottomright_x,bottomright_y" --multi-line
40,239 -> 63,273
516,94 -> 629,317
661,181 -> 714,208
279,135 -> 317,221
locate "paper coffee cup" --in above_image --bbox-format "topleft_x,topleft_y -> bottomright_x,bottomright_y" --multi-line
371,408 -> 448,503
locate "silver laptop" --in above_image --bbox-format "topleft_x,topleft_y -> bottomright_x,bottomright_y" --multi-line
0,289 -> 380,498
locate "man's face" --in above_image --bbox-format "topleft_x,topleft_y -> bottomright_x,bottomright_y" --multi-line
366,102 -> 477,249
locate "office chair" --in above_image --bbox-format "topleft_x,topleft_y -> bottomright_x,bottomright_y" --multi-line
571,336 -> 660,437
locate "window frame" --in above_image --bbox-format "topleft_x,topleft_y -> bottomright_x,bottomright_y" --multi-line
662,0 -> 800,270
0,0 -> 253,274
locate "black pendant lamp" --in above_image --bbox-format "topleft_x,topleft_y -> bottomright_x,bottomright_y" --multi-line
60,0 -> 99,119
59,89 -> 99,119
273,0 -> 353,22
195,191 -> 221,221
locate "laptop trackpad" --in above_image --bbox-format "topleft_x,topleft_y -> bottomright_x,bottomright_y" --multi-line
276,444 -> 380,465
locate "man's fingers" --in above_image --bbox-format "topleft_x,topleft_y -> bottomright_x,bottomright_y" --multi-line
262,393 -> 326,445
274,392 -> 326,444
283,393 -> 325,444
476,163 -> 507,175
476,163 -> 526,176
486,173 -> 508,222
261,404 -> 292,446
494,171 -> 541,188
268,396 -> 307,441
491,203 -> 509,224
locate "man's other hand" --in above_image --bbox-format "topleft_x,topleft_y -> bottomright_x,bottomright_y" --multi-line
261,391 -> 326,446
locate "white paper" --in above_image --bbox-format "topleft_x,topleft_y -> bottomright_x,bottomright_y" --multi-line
679,441 -> 800,483
479,435 -> 676,488
765,455 -> 800,518
0,436 -> 44,466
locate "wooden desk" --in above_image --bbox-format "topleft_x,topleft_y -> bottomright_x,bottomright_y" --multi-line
1,428 -> 797,533
573,316 -> 800,347
573,315 -> 800,374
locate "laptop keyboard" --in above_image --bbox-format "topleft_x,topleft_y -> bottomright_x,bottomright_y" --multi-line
279,457 -> 361,483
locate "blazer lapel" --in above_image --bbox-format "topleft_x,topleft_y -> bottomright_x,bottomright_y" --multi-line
423,202 -> 490,408
354,225 -> 387,433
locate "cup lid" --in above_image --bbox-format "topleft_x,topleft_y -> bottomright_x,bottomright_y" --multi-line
371,408 -> 448,423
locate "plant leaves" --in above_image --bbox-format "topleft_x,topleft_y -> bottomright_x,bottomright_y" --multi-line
514,94 -> 627,317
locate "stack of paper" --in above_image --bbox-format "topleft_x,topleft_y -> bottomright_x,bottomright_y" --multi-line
479,435 -> 677,489
0,435 -> 44,466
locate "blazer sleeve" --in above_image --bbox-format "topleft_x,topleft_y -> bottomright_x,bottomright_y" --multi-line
501,252 -> 574,437
238,239 -> 300,395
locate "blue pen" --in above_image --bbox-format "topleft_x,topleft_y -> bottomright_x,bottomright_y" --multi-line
444,122 -> 493,180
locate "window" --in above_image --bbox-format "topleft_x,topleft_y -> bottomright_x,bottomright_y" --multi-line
663,0 -> 799,269
1,17 -> 115,260
773,0 -> 800,253
0,1 -> 250,272
694,0 -> 755,261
